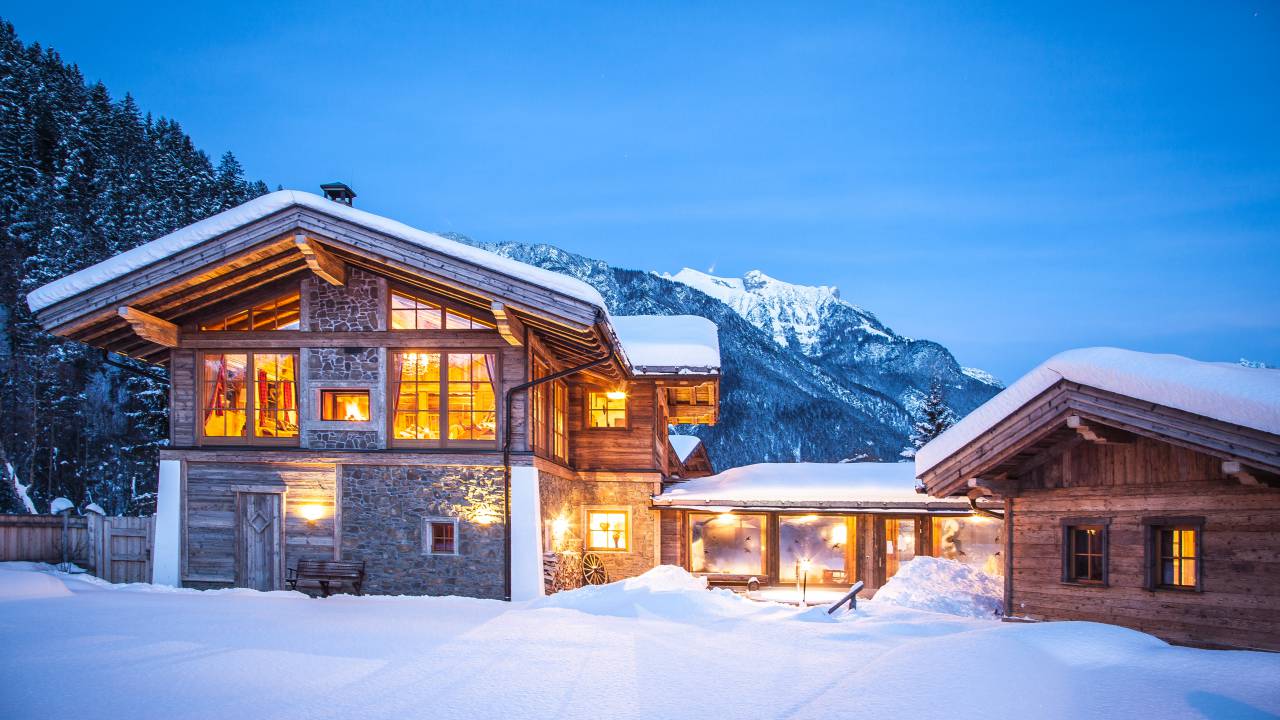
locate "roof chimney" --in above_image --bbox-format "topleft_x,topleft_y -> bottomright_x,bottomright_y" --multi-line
320,182 -> 356,206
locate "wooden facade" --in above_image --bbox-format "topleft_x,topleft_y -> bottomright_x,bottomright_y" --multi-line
30,190 -> 720,598
918,378 -> 1280,651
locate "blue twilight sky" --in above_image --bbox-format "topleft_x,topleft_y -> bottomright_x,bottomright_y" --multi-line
7,1 -> 1279,381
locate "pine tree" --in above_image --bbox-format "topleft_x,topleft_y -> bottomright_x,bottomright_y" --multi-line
910,377 -> 956,450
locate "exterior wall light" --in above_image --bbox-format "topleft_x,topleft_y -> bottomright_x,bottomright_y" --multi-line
298,504 -> 326,523
605,389 -> 627,401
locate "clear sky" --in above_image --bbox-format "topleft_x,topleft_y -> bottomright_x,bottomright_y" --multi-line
8,1 -> 1279,381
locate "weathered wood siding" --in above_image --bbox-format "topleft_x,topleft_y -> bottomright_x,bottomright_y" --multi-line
170,349 -> 197,447
570,380 -> 661,471
1010,436 -> 1280,651
0,515 -> 89,566
183,461 -> 337,585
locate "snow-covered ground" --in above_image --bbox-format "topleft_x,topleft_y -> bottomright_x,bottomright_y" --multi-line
2,561 -> 1277,720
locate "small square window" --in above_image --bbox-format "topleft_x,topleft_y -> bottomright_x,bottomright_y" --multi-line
424,518 -> 458,555
585,509 -> 629,551
587,391 -> 627,428
319,390 -> 370,422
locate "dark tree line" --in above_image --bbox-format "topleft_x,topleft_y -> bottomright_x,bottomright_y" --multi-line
0,20 -> 267,515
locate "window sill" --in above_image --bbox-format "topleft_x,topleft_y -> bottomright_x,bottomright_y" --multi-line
1060,580 -> 1108,588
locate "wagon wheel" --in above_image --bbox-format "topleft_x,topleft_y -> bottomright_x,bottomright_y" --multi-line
582,552 -> 609,585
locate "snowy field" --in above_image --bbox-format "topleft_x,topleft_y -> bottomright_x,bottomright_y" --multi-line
2,561 -> 1278,720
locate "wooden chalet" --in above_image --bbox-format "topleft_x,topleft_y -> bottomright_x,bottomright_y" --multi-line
653,462 -> 1004,593
915,348 -> 1280,651
26,186 -> 721,600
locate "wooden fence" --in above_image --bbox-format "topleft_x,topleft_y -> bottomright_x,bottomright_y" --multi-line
0,514 -> 154,584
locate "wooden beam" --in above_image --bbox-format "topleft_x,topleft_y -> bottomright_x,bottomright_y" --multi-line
293,234 -> 346,286
490,302 -> 526,347
1066,415 -> 1135,444
1223,461 -> 1260,486
117,306 -> 180,348
967,476 -> 1018,497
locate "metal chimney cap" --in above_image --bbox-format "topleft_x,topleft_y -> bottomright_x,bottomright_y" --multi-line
320,182 -> 356,205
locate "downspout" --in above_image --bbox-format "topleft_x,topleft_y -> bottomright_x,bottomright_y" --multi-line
501,309 -> 617,601
968,494 -> 1005,520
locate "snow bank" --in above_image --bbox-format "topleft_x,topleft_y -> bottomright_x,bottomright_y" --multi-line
917,347 -> 1280,475
27,190 -> 606,313
611,315 -> 720,373
654,461 -> 966,507
533,565 -> 791,622
870,557 -> 1002,618
0,568 -> 73,601
668,434 -> 703,462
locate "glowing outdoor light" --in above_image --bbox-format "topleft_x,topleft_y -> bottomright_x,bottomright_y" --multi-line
298,504 -> 326,523
472,505 -> 501,525
605,389 -> 627,401
551,516 -> 570,540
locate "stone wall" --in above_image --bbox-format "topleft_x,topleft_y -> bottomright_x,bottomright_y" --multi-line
539,469 -> 660,583
306,429 -> 379,450
306,266 -> 384,332
307,346 -> 381,382
341,464 -> 505,598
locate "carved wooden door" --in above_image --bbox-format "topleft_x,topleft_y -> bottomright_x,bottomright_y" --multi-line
236,492 -> 282,591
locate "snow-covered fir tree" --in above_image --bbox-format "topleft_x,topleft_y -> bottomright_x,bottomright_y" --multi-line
0,20 -> 267,515
910,377 -> 957,451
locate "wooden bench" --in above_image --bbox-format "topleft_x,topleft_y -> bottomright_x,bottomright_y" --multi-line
699,574 -> 763,592
287,559 -> 365,597
827,580 -> 865,614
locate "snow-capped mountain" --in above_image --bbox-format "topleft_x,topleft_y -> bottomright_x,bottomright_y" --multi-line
454,236 -> 1002,471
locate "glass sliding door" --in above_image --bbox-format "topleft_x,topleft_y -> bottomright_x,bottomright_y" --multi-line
779,515 -> 854,585
883,518 -> 917,580
689,513 -> 767,576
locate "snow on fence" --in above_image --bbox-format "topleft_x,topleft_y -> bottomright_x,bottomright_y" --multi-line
0,514 -> 153,583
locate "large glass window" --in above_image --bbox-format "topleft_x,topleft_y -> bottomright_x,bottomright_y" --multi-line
551,380 -> 568,461
200,291 -> 299,331
585,509 -> 629,551
780,515 -> 853,584
587,391 -> 627,428
883,518 -> 917,580
530,357 -> 548,452
390,290 -> 495,331
932,515 -> 1004,576
690,513 -> 767,576
200,352 -> 297,443
391,351 -> 496,446
447,353 -> 497,441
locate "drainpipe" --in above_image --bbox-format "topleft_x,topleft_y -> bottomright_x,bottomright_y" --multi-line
501,309 -> 617,601
968,495 -> 1005,520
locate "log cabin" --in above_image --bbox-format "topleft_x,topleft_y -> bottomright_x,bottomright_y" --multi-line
915,348 -> 1280,651
26,185 -> 721,600
653,462 -> 1004,594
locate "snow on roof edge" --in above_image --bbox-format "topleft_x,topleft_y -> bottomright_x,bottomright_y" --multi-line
612,315 -> 720,373
26,189 -> 607,314
654,462 -> 957,506
915,347 -> 1280,478
668,434 -> 703,463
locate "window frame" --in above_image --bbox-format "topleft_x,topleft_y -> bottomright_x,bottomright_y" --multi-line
583,506 -> 631,553
387,349 -> 501,449
195,284 -> 302,332
551,379 -> 568,462
1143,516 -> 1204,592
686,511 -> 770,577
1061,517 -> 1110,587
529,355 -> 550,455
197,351 -> 300,447
423,516 -> 460,556
388,286 -> 496,332
585,389 -> 628,430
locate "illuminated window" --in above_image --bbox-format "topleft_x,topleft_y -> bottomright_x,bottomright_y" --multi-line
585,509 -> 629,551
390,290 -> 443,330
552,380 -> 568,461
587,391 -> 627,428
689,513 -> 766,575
1146,519 -> 1202,591
530,357 -> 549,452
447,353 -> 497,441
200,292 -> 300,331
1063,520 -> 1108,585
391,352 -> 496,446
319,390 -> 370,422
200,352 -> 297,443
424,517 -> 458,555
883,517 -> 917,579
391,352 -> 442,442
932,515 -> 1004,577
780,515 -> 853,584
390,290 -> 495,330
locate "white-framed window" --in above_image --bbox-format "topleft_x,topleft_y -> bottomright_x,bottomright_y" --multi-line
584,508 -> 630,552
423,517 -> 460,556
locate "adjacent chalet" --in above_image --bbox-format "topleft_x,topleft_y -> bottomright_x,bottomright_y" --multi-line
916,348 -> 1280,651
653,463 -> 1004,592
26,186 -> 721,600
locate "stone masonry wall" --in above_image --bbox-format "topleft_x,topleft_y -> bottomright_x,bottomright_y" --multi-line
307,346 -> 380,382
306,266 -> 384,332
540,470 -> 659,583
306,430 -> 379,450
341,464 -> 505,598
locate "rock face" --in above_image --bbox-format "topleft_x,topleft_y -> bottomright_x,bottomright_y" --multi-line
453,237 -> 1002,469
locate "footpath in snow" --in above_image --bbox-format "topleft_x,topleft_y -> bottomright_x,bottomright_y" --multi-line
2,560 -> 1278,720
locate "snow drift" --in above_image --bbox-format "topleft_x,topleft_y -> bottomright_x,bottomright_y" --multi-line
870,557 -> 1003,618
0,568 -> 73,601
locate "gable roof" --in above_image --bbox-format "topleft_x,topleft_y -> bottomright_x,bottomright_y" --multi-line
668,434 -> 703,463
27,190 -> 606,314
611,315 -> 720,375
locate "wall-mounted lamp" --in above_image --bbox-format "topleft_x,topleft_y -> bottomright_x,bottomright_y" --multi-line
605,389 -> 627,401
472,505 -> 501,526
298,504 -> 326,523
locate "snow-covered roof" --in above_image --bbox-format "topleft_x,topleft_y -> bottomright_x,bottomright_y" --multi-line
654,462 -> 969,510
668,434 -> 703,463
612,315 -> 720,374
916,347 -> 1280,476
26,190 -> 606,313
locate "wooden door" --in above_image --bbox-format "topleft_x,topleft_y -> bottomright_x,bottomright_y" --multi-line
99,516 -> 154,584
236,493 -> 282,591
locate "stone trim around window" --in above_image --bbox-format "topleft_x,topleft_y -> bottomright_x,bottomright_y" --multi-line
423,516 -> 461,556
